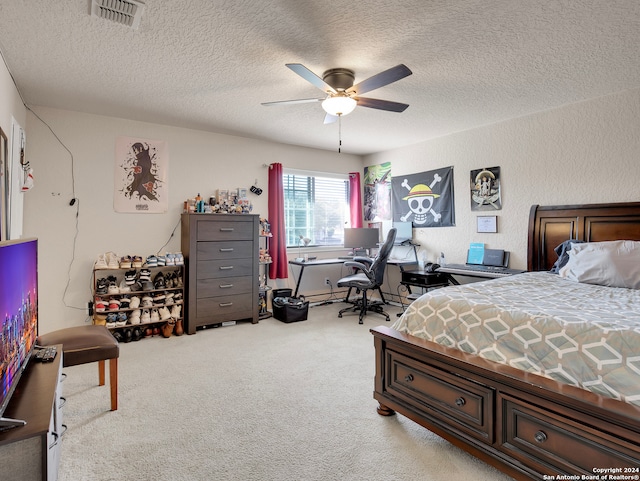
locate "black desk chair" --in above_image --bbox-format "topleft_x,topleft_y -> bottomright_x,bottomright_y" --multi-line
337,228 -> 397,324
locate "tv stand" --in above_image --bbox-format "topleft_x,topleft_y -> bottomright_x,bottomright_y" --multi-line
0,345 -> 63,481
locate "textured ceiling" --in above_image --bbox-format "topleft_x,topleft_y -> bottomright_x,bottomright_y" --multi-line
1,0 -> 639,155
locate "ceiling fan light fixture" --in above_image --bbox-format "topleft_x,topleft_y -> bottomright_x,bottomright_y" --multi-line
322,95 -> 357,117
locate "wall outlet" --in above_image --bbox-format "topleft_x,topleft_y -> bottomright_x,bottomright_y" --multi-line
324,277 -> 331,286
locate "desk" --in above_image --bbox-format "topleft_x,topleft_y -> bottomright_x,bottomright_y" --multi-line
288,258 -> 416,298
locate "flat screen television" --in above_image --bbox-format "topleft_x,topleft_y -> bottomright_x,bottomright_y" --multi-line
343,228 -> 380,252
0,238 -> 38,430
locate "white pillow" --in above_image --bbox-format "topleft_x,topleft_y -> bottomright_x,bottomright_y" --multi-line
558,240 -> 640,289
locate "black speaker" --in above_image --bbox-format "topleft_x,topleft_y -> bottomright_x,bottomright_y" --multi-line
250,185 -> 263,195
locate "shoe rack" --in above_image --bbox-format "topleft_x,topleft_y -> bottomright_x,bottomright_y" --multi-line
258,232 -> 273,320
92,264 -> 186,341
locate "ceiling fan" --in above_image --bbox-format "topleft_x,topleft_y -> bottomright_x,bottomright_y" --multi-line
262,63 -> 412,124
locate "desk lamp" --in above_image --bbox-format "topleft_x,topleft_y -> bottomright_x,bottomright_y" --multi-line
297,235 -> 312,262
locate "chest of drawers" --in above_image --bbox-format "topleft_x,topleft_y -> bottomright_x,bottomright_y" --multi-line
181,214 -> 259,334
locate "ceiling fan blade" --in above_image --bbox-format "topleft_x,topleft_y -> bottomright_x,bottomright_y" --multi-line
347,64 -> 412,96
356,97 -> 410,112
261,98 -> 324,106
323,113 -> 338,124
286,63 -> 337,94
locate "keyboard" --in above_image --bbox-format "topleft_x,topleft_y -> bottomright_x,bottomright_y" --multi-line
438,264 -> 526,278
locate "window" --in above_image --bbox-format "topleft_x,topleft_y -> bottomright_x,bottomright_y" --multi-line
283,170 -> 350,247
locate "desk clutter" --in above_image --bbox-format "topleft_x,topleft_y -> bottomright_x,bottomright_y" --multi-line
184,189 -> 253,214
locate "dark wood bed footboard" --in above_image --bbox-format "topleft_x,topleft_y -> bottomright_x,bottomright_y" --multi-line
372,326 -> 640,480
371,202 -> 640,481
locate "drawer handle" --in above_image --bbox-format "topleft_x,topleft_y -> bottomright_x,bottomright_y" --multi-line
219,302 -> 233,307
220,228 -> 234,232
219,284 -> 234,288
404,374 -> 414,383
219,266 -> 234,270
534,430 -> 547,443
219,248 -> 234,252
454,397 -> 466,407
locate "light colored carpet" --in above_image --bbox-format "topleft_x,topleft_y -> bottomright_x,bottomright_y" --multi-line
58,303 -> 513,481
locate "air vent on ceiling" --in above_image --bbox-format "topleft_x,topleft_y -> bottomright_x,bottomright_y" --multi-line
91,0 -> 145,30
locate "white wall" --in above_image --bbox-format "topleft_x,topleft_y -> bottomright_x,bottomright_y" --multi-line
365,88 -> 640,270
22,107 -> 361,333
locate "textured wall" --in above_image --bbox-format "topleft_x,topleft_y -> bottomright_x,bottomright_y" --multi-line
365,88 -> 640,268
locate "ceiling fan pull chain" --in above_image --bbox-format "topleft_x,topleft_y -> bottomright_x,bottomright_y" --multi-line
338,114 -> 342,153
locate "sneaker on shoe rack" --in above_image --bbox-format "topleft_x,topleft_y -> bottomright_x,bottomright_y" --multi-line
124,270 -> 137,285
105,251 -> 120,269
96,278 -> 108,295
150,308 -> 160,323
93,314 -> 107,326
129,310 -> 141,325
108,299 -> 121,310
156,255 -> 166,266
141,280 -> 155,291
170,305 -> 181,319
141,296 -> 154,307
145,255 -> 158,267
107,282 -> 119,295
116,312 -> 128,327
140,309 -> 151,323
130,296 -> 140,308
112,331 -> 124,342
94,253 -> 108,269
139,268 -> 151,281
119,296 -> 131,308
174,271 -> 183,287
159,306 -> 171,321
165,272 -> 176,288
106,312 -> 118,328
165,253 -> 175,266
95,298 -> 107,312
173,292 -> 183,304
153,272 -> 166,289
132,255 -> 143,268
164,292 -> 174,305
174,252 -> 184,265
131,281 -> 143,292
119,280 -> 131,293
153,292 -> 166,304
119,255 -> 132,269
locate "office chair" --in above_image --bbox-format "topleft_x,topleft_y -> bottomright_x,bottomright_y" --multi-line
337,228 -> 397,324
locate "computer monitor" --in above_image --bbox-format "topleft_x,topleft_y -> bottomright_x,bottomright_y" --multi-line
392,221 -> 412,244
343,228 -> 380,251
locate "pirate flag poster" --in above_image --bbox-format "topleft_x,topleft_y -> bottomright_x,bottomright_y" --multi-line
114,136 -> 168,213
470,166 -> 501,211
391,166 -> 455,227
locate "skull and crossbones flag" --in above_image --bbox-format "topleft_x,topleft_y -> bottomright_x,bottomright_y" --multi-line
391,166 -> 455,228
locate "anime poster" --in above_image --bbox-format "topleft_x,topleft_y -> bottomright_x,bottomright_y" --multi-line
470,166 -> 501,210
391,166 -> 455,227
114,136 -> 168,213
363,162 -> 391,221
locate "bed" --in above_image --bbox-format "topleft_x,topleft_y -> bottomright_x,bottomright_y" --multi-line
371,202 -> 640,480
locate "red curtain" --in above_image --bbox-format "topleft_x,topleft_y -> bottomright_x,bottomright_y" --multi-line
268,163 -> 288,279
349,172 -> 363,228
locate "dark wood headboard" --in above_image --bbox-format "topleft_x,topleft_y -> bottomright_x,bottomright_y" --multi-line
527,202 -> 640,271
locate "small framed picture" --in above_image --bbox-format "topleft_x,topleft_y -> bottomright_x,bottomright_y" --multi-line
238,187 -> 248,199
477,215 -> 498,233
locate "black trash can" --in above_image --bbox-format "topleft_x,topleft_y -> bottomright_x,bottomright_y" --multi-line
272,296 -> 309,323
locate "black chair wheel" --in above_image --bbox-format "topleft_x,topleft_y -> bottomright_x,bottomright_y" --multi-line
338,313 -> 343,318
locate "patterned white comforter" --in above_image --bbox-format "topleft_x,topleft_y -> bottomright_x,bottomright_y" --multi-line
393,271 -> 640,405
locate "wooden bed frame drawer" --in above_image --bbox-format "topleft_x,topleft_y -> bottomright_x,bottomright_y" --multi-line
499,394 -> 640,474
385,349 -> 494,442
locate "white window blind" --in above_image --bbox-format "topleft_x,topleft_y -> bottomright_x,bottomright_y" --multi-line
283,171 -> 350,247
